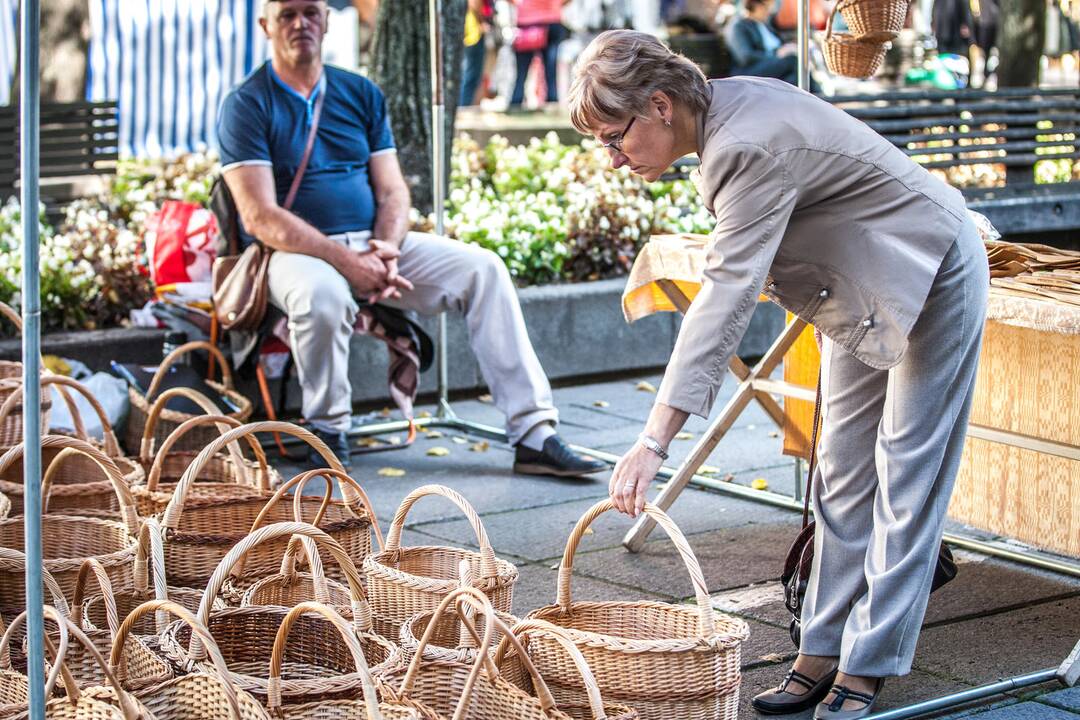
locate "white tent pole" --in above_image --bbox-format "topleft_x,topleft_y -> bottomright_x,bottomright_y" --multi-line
19,0 -> 46,718
798,0 -> 811,90
430,0 -> 454,418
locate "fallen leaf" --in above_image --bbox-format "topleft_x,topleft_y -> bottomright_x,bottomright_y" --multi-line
549,564 -> 559,570
760,653 -> 786,663
451,436 -> 469,445
592,400 -> 610,408
768,431 -> 780,438
469,441 -> 490,453
582,527 -> 594,535
751,477 -> 769,491
418,410 -> 433,419
380,407 -> 392,418
425,431 -> 443,439
698,465 -> 720,476
356,437 -> 384,448
478,393 -> 494,403
722,473 -> 735,482
377,467 -> 406,477
635,381 -> 657,393
387,436 -> 402,446
674,431 -> 694,440
426,446 -> 450,457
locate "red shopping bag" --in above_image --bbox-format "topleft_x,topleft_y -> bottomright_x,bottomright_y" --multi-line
147,200 -> 219,286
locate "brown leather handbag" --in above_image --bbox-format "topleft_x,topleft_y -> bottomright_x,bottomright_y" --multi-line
211,89 -> 325,333
782,376 -> 957,648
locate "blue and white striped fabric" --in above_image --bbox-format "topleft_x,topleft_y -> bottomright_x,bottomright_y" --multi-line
0,0 -> 16,107
87,0 -> 268,157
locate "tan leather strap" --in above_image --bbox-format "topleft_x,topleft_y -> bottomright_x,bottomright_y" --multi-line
282,85 -> 325,211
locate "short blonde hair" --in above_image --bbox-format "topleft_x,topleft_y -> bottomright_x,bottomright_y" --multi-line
567,30 -> 710,135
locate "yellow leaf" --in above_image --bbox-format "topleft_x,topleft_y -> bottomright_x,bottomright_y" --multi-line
592,400 -> 610,408
418,410 -> 433,419
582,527 -> 594,535
635,381 -> 657,393
760,653 -> 786,663
380,407 -> 392,418
356,437 -> 383,448
451,437 -> 469,445
377,467 -> 406,477
469,441 -> 490,453
698,465 -> 720,476
478,393 -> 494,403
751,478 -> 769,491
425,431 -> 444,439
426,446 -> 451,457
674,431 -> 694,440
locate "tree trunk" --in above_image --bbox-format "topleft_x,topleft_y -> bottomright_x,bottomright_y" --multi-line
371,0 -> 466,216
996,0 -> 1045,87
10,0 -> 90,103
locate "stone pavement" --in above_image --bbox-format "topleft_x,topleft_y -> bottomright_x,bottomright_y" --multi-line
270,371 -> 1080,719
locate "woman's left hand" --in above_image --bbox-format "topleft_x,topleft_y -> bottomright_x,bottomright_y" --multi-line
609,441 -> 665,517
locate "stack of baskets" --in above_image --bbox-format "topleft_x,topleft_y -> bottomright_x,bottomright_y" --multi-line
824,0 -> 911,78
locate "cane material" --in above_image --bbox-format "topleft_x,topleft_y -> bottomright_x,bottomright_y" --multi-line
837,0 -> 911,39
123,340 -> 252,455
526,501 -> 749,720
0,302 -> 50,449
364,485 -> 518,641
823,2 -> 893,78
240,534 -> 353,610
0,550 -> 72,676
0,492 -> 8,521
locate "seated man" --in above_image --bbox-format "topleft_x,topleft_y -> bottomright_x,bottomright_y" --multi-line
217,0 -> 605,478
726,0 -> 820,92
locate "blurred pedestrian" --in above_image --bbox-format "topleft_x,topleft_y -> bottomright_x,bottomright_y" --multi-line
509,0 -> 570,109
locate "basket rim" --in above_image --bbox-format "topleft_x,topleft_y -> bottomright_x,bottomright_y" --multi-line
164,512 -> 370,546
364,545 -> 519,592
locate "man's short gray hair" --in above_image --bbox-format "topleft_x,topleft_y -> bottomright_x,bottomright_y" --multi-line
567,30 -> 710,135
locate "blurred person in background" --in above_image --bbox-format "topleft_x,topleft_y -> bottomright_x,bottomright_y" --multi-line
727,0 -> 820,90
510,0 -> 571,109
462,0 -> 496,104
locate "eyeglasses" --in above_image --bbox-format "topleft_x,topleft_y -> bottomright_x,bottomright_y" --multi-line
600,116 -> 636,154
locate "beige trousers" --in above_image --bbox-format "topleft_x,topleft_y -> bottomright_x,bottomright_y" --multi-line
266,231 -> 557,443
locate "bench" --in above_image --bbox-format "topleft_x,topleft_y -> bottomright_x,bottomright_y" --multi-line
668,87 -> 1080,247
0,100 -> 120,215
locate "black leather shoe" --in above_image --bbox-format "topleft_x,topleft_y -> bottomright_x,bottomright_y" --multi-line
752,667 -> 838,715
814,680 -> 883,719
513,436 -> 607,478
308,428 -> 352,472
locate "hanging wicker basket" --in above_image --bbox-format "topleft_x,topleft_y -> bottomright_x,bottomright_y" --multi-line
823,1 -> 894,78
837,0 -> 911,40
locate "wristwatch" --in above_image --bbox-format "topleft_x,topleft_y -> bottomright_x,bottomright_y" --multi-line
638,434 -> 669,461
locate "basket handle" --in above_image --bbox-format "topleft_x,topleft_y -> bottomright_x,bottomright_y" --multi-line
251,468 -> 383,549
272,534 -> 334,605
2,606 -> 80,706
0,379 -> 52,441
110,599 -> 245,720
555,500 -> 716,638
495,619 -> 610,720
71,558 -> 120,638
0,436 -> 141,535
267,601 -> 384,720
385,484 -> 498,580
146,340 -> 235,398
163,421 -> 346,531
133,518 -> 175,633
192,521 -> 371,659
0,547 -> 72,616
41,375 -> 123,457
144,411 -> 268,492
0,301 -> 21,333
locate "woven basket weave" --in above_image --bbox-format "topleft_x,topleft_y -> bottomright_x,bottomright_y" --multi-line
0,491 -> 8,521
364,485 -> 518,642
123,340 -> 252,456
0,302 -> 50,450
239,524 -> 355,610
837,0 -> 911,39
823,1 -> 894,78
526,501 -> 749,720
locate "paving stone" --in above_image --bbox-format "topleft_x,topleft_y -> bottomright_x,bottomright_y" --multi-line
508,561 -> 663,616
958,702 -> 1080,719
414,488 -> 795,563
739,617 -> 797,668
570,521 -> 802,598
914,597 -> 1080,687
712,581 -> 794,628
1039,688 -> 1080,714
738,663 -> 816,720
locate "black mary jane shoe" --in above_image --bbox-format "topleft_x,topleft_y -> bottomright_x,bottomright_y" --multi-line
813,680 -> 884,719
751,666 -> 839,715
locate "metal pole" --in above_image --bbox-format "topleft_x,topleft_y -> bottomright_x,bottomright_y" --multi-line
429,0 -> 454,420
864,669 -> 1059,720
19,0 -> 46,718
797,0 -> 811,90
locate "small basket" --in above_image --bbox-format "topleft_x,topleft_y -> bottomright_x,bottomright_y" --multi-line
123,340 -> 252,456
0,548 -> 74,675
116,600 -> 272,720
157,421 -> 369,589
0,442 -> 140,609
363,485 -> 518,641
132,391 -> 277,518
525,500 -> 750,720
823,2 -> 894,79
159,522 -> 400,702
0,302 -> 50,450
837,0 -> 911,39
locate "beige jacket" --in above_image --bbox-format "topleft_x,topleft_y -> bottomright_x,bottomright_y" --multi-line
657,77 -> 970,418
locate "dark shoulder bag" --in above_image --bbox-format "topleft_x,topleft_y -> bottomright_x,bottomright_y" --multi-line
781,375 -> 958,648
211,89 -> 325,332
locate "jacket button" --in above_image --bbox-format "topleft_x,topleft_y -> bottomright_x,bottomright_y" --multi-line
862,318 -> 873,328
819,289 -> 829,298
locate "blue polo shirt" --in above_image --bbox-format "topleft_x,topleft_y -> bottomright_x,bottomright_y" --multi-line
216,62 -> 396,239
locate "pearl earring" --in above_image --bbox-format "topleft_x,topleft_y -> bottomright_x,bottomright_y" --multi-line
664,119 -> 671,127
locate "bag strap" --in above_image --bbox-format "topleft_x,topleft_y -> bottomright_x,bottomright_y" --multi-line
282,84 -> 326,211
801,372 -> 823,529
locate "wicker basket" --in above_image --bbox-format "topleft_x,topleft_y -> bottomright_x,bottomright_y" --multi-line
0,442 -> 140,609
157,421 -> 369,589
0,302 -> 50,450
116,600 -> 272,720
0,548 -> 73,675
382,587 -> 575,720
264,602 -> 424,719
123,340 -> 252,456
0,491 -> 8,521
81,518 -> 221,646
837,0 -> 911,39
525,501 -> 750,720
823,2 -> 894,78
240,533 -> 354,610
133,392 -> 276,518
159,522 -> 400,703
0,605 -> 150,720
363,485 -> 518,641
495,619 -> 639,720
0,434 -> 143,520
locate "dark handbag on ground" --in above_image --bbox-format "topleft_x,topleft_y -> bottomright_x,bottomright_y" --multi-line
211,88 -> 325,332
781,376 -> 958,648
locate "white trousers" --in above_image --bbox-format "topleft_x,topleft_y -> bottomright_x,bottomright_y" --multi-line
266,231 -> 557,444
799,215 -> 989,677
